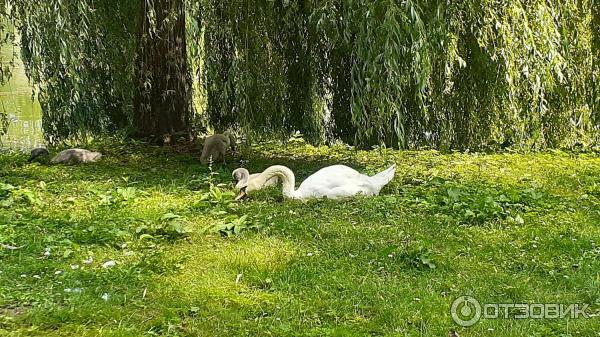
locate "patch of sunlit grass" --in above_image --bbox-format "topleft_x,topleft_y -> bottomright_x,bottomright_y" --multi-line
1,141 -> 599,336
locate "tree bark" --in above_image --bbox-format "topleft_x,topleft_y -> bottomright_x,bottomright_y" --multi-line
133,0 -> 191,140
331,43 -> 356,145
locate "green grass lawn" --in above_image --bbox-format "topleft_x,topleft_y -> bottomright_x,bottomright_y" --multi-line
1,140 -> 599,336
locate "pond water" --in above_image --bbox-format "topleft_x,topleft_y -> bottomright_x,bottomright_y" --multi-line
0,46 -> 43,150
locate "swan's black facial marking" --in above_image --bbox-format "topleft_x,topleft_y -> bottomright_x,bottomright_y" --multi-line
235,186 -> 247,201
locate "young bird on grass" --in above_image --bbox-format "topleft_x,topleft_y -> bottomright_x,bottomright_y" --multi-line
200,131 -> 236,164
28,148 -> 50,163
50,149 -> 102,164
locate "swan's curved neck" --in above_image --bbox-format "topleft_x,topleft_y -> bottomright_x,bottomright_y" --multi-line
236,176 -> 248,190
257,165 -> 298,198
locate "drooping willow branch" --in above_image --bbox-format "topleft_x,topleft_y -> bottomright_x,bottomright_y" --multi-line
2,0 -> 138,143
200,0 -> 598,149
1,0 -> 598,149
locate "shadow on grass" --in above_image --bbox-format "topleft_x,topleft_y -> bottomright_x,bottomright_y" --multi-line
4,144 -> 374,201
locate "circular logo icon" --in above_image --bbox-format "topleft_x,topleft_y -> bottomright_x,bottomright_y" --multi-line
451,296 -> 481,327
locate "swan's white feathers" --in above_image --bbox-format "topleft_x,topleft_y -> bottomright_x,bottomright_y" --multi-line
232,167 -> 279,191
368,164 -> 397,193
294,164 -> 396,199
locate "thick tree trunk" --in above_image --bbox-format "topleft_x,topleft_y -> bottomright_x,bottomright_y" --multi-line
331,44 -> 356,145
133,0 -> 191,140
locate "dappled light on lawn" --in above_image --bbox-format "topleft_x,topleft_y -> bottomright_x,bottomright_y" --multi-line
1,142 -> 599,335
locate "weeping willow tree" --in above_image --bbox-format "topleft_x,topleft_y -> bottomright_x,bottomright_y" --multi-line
593,0 -> 600,141
196,0 -> 324,142
0,0 -> 138,143
0,3 -> 20,137
199,0 -> 599,149
0,0 -> 189,143
1,0 -> 599,149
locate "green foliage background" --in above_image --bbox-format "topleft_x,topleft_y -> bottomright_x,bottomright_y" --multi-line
1,0 -> 138,143
1,0 -> 599,149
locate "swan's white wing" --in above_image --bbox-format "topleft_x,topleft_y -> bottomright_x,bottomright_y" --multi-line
298,178 -> 374,199
298,165 -> 361,188
326,183 -> 376,199
367,164 -> 396,194
297,165 -> 376,198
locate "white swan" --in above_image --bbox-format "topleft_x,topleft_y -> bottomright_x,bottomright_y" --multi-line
235,164 -> 396,200
232,168 -> 279,191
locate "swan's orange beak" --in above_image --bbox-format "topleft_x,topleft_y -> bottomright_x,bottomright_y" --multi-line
235,187 -> 247,201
